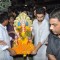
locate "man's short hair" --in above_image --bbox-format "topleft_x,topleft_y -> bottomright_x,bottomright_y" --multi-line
50,7 -> 60,21
0,12 -> 9,23
36,7 -> 45,15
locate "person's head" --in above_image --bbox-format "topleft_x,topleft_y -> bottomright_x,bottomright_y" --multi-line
34,9 -> 36,17
49,8 -> 60,35
0,12 -> 9,26
36,7 -> 45,22
9,15 -> 15,24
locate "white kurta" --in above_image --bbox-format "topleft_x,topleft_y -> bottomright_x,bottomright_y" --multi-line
32,19 -> 50,60
0,24 -> 13,60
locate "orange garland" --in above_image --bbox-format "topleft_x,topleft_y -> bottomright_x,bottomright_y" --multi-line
12,37 -> 35,57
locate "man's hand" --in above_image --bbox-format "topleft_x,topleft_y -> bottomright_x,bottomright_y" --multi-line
0,41 -> 7,45
31,47 -> 37,55
31,50 -> 37,55
8,31 -> 15,34
10,49 -> 16,56
7,48 -> 16,56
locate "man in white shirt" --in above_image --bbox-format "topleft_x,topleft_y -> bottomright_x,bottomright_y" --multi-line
0,12 -> 16,60
32,7 -> 50,60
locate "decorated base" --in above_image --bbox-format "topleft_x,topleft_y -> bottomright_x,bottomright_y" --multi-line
12,37 -> 35,57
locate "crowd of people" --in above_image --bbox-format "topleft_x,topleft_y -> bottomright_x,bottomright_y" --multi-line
0,5 -> 60,60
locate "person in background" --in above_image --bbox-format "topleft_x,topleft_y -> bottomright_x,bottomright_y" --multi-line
33,8 -> 36,19
7,15 -> 15,47
7,15 -> 15,39
8,7 -> 18,18
0,12 -> 16,60
32,7 -> 50,60
43,6 -> 49,21
47,8 -> 60,60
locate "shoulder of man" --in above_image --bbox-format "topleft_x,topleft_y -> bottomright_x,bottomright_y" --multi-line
33,19 -> 38,24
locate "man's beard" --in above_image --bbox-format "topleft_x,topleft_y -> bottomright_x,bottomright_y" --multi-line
38,20 -> 43,22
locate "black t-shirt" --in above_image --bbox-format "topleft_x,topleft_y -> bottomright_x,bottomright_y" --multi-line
47,33 -> 60,60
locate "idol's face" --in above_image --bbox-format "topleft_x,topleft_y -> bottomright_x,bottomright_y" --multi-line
50,18 -> 60,35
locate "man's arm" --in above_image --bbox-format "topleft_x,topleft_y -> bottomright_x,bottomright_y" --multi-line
31,35 -> 42,54
7,48 -> 16,56
0,40 -> 7,45
32,42 -> 42,54
0,40 -> 16,56
8,31 -> 15,34
48,54 -> 56,60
